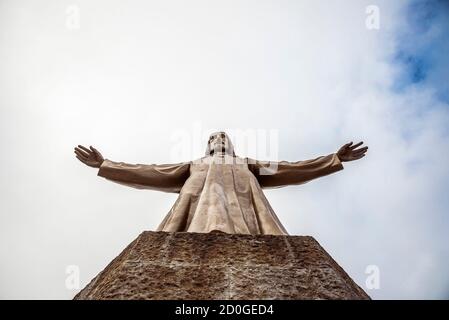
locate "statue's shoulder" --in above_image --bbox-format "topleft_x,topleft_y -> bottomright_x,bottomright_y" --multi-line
240,157 -> 258,165
234,156 -> 250,164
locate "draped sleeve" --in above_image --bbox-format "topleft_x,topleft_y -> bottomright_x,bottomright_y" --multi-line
97,159 -> 191,193
247,153 -> 343,189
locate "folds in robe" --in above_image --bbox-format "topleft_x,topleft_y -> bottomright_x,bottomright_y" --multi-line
97,153 -> 344,235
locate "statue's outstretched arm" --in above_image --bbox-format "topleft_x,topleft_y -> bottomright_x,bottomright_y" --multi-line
248,141 -> 367,189
248,153 -> 343,189
74,145 -> 190,193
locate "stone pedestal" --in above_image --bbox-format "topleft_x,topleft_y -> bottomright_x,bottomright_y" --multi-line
74,231 -> 369,300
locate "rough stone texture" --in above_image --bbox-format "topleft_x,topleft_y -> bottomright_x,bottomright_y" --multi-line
74,231 -> 370,300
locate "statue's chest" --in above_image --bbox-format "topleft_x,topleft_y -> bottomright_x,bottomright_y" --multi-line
190,162 -> 250,176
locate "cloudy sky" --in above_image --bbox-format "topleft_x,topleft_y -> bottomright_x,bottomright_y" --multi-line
0,0 -> 448,299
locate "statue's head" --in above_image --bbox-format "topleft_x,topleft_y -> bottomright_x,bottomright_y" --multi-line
205,131 -> 236,157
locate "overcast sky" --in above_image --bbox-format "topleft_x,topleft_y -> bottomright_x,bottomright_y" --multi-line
1,0 -> 448,299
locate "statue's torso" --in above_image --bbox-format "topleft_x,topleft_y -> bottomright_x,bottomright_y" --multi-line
157,154 -> 288,235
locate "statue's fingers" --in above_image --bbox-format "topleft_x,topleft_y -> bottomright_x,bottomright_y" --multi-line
75,146 -> 88,154
75,149 -> 89,159
89,146 -> 97,157
349,141 -> 363,150
78,145 -> 92,154
352,147 -> 368,155
75,147 -> 90,158
353,146 -> 368,153
90,146 -> 102,158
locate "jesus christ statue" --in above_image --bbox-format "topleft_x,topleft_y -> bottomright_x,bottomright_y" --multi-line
74,132 -> 367,235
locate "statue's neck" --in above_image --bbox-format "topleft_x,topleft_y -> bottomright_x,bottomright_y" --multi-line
210,150 -> 237,157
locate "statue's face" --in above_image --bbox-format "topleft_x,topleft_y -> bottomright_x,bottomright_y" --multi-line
207,132 -> 232,155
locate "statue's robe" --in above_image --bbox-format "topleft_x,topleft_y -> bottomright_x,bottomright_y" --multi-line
97,152 -> 343,235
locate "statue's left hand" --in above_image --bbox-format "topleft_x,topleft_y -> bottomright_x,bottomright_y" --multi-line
74,145 -> 104,168
337,141 -> 368,162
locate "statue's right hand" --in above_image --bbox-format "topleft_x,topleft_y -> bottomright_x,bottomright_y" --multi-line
74,145 -> 104,168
